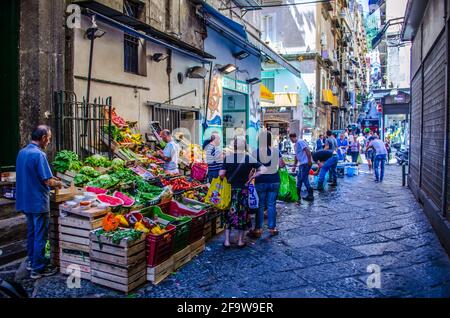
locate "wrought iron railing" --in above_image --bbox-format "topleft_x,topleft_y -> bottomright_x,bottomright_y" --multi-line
54,91 -> 112,160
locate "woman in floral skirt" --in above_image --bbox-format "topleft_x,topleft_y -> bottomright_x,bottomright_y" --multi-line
219,136 -> 264,248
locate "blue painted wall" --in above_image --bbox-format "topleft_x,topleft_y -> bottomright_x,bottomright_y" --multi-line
204,26 -> 261,150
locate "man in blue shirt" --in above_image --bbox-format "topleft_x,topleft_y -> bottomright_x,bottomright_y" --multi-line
289,133 -> 314,202
316,134 -> 324,151
16,125 -> 62,279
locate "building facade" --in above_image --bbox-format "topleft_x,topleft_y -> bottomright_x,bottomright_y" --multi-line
259,0 -> 369,141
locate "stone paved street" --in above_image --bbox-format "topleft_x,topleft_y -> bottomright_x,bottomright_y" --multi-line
1,164 -> 450,298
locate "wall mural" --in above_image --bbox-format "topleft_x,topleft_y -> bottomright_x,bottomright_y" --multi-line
207,72 -> 222,126
248,89 -> 260,131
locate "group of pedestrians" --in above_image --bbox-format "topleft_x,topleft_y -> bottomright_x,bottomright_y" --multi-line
203,132 -> 285,247
201,126 -> 390,248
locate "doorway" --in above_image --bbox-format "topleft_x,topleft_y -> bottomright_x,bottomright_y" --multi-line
222,89 -> 247,147
0,0 -> 19,168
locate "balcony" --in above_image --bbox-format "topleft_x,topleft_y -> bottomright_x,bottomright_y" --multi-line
321,50 -> 333,66
322,89 -> 338,107
323,1 -> 333,11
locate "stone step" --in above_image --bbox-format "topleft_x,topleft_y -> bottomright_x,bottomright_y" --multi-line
0,240 -> 27,266
0,198 -> 17,220
0,214 -> 27,247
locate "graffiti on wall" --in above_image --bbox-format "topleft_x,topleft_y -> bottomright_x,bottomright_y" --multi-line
248,89 -> 260,130
207,73 -> 223,126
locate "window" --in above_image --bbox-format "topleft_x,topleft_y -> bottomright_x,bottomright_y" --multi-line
124,34 -> 139,74
123,0 -> 141,19
261,14 -> 275,44
262,77 -> 275,92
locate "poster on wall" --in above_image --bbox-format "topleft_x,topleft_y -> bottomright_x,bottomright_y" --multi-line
207,73 -> 223,126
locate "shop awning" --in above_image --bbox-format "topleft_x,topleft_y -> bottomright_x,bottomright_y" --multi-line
75,1 -> 215,62
199,2 -> 260,57
198,2 -> 301,78
260,84 -> 274,103
261,93 -> 299,108
257,40 -> 302,78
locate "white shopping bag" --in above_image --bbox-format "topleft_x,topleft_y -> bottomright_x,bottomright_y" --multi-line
248,181 -> 259,209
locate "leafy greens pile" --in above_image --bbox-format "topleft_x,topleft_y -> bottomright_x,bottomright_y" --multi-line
52,150 -> 83,173
84,154 -> 111,168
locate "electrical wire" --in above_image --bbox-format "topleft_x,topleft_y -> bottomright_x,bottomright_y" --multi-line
221,0 -> 335,10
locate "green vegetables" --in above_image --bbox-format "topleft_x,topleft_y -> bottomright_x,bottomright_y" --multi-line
74,174 -> 93,187
111,158 -> 125,172
87,174 -> 120,189
135,179 -> 163,193
84,154 -> 111,168
79,166 -> 100,178
52,150 -> 82,173
103,125 -> 124,142
96,228 -> 142,245
132,179 -> 163,205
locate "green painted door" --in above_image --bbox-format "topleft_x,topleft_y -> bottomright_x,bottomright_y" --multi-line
0,0 -> 20,168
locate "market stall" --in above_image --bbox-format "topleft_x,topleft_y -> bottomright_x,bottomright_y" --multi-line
49,108 -> 223,293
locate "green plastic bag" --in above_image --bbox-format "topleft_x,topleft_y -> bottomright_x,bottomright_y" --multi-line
357,153 -> 363,165
278,168 -> 290,199
288,174 -> 299,202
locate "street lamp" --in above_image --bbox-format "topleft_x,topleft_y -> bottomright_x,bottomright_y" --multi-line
84,15 -> 106,104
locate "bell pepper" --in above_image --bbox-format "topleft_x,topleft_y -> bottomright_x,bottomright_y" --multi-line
134,221 -> 149,233
115,214 -> 129,228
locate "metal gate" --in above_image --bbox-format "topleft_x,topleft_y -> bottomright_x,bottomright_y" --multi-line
152,106 -> 181,133
54,91 -> 113,160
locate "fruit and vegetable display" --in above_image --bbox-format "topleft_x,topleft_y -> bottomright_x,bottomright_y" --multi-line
95,227 -> 143,245
182,188 -> 207,203
84,154 -> 112,168
160,177 -> 202,192
52,150 -> 83,173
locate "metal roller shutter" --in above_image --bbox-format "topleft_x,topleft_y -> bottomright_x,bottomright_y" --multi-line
421,32 -> 447,208
410,71 -> 422,185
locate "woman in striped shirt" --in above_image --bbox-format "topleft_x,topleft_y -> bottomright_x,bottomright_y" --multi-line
203,131 -> 223,182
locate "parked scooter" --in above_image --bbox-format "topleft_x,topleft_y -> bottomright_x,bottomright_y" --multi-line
395,148 -> 409,165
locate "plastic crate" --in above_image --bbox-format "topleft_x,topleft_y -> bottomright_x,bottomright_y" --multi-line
159,200 -> 208,244
146,224 -> 176,267
141,206 -> 191,254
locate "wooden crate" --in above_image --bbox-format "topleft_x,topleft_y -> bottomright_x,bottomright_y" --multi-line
58,206 -> 107,277
204,221 -> 212,242
56,171 -> 77,184
89,230 -> 147,293
59,260 -> 91,281
173,245 -> 191,270
147,256 -> 174,285
91,261 -> 147,293
214,216 -> 225,235
50,183 -> 82,203
190,237 -> 205,258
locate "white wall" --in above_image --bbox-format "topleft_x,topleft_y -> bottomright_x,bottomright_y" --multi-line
73,16 -> 205,136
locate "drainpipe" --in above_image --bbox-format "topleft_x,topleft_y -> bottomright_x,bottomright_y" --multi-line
166,48 -> 172,103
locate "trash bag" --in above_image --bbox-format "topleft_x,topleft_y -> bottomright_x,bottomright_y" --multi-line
205,177 -> 231,210
278,168 -> 290,199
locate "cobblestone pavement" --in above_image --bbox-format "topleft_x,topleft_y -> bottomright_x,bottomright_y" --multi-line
1,164 -> 450,298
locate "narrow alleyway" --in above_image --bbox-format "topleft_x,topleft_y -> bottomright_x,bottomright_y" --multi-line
1,164 -> 449,298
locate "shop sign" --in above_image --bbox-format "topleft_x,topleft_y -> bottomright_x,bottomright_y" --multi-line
260,83 -> 275,103
223,76 -> 249,94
